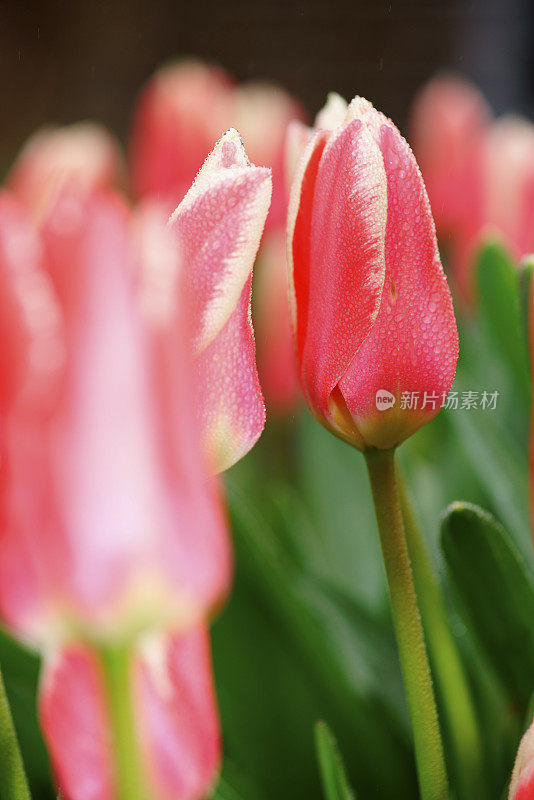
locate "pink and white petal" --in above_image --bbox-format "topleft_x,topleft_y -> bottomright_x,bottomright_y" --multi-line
339,108 -> 459,449
169,132 -> 272,351
135,627 -> 221,800
314,92 -> 348,131
290,120 -> 387,418
196,275 -> 265,472
39,646 -> 114,800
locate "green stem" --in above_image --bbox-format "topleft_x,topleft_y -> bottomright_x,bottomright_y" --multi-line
365,448 -> 449,800
99,646 -> 147,800
397,469 -> 486,799
0,664 -> 31,800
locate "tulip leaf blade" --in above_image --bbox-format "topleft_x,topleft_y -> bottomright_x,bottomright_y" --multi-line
441,501 -> 534,707
476,239 -> 530,398
315,721 -> 356,800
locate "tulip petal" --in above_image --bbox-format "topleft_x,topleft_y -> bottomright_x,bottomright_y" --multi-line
197,274 -> 265,471
40,646 -> 114,800
338,99 -> 459,448
314,92 -> 348,131
169,129 -> 272,353
288,120 -> 388,418
135,627 -> 221,800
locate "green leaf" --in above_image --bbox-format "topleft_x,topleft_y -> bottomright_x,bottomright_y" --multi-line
214,479 -> 417,800
441,502 -> 534,708
519,256 -> 534,379
477,240 -> 530,398
445,398 -> 530,556
315,721 -> 355,800
0,628 -> 54,799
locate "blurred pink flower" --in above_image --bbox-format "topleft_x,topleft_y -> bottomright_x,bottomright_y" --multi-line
253,230 -> 300,411
7,123 -> 122,222
40,626 -> 220,800
130,61 -> 234,204
483,117 -> 534,259
410,74 -> 491,302
0,188 -> 231,642
411,74 -> 534,302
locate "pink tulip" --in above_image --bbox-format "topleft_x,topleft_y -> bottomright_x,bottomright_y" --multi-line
7,123 -> 121,221
410,75 -> 491,302
509,718 -> 534,799
288,94 -> 458,450
130,60 -> 234,204
410,74 -> 490,239
40,626 -> 220,800
483,117 -> 534,259
0,187 -> 231,643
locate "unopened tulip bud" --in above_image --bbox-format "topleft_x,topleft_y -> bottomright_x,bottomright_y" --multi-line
288,95 -> 458,450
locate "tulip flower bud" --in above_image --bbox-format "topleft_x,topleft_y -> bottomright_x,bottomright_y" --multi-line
40,626 -> 220,800
410,75 -> 490,239
509,718 -> 534,799
0,189 -> 231,645
7,123 -> 121,221
130,60 -> 234,204
288,94 -> 458,450
484,117 -> 534,259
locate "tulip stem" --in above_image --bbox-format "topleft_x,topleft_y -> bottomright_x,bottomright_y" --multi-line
365,448 -> 449,800
397,468 -> 486,799
100,645 -> 147,800
0,663 -> 31,800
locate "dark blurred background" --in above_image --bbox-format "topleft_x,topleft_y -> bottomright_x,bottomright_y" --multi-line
1,0 -> 533,171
